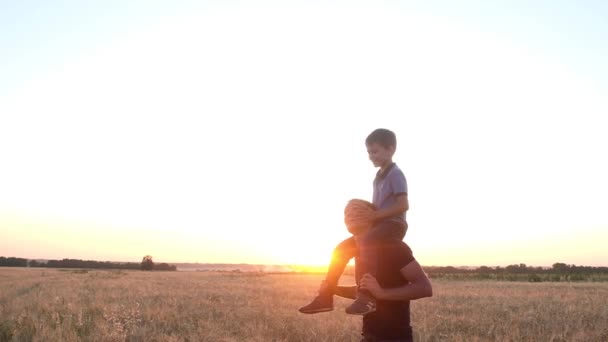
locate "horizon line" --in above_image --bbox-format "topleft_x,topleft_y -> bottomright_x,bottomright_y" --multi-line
2,255 -> 606,268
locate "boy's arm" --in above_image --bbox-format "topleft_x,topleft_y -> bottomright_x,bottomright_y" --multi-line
372,193 -> 408,221
360,260 -> 433,301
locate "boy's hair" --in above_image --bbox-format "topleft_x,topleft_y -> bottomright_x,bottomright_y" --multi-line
366,128 -> 397,149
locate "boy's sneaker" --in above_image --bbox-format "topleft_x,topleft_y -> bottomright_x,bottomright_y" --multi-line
345,294 -> 376,315
299,292 -> 333,314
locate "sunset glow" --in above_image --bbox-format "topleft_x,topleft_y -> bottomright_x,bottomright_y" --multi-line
1,1 -> 607,267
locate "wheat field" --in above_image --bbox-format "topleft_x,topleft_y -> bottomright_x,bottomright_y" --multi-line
1,268 -> 607,342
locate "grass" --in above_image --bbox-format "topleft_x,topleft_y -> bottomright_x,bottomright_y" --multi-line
0,267 -> 607,341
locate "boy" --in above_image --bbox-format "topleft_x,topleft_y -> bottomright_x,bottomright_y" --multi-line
299,128 -> 409,315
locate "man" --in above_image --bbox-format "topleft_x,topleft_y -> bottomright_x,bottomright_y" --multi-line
321,241 -> 432,342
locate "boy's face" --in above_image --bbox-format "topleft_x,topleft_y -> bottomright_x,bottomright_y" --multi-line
366,143 -> 395,168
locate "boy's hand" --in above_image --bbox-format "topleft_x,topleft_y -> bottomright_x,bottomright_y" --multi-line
360,273 -> 384,299
368,210 -> 379,222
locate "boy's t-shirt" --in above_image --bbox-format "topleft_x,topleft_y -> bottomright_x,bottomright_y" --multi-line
372,163 -> 408,221
361,241 -> 415,340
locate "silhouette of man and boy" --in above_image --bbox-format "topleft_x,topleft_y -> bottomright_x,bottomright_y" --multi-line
299,129 -> 433,342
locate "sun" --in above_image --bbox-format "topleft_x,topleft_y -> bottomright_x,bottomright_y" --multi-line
264,233 -> 341,267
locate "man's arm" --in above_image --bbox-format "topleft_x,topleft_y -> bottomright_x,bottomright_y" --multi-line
372,193 -> 408,221
360,260 -> 432,301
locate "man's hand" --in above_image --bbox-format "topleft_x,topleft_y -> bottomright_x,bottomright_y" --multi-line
359,261 -> 433,302
360,273 -> 385,299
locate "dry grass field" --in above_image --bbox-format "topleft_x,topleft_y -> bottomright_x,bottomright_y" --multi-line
1,267 -> 607,342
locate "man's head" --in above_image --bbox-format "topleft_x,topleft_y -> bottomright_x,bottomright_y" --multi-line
365,128 -> 397,168
344,199 -> 376,235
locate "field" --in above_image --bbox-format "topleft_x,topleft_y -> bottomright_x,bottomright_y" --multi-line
1,268 -> 607,342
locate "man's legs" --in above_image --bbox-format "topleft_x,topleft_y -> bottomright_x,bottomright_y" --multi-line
299,236 -> 357,314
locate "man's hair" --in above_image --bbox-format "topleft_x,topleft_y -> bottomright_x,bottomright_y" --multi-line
366,128 -> 397,149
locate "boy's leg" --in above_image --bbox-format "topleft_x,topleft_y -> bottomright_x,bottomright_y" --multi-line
346,219 -> 406,315
357,219 -> 406,276
299,236 -> 357,314
325,236 -> 358,290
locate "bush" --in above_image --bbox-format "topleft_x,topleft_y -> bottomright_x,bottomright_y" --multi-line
0,320 -> 14,341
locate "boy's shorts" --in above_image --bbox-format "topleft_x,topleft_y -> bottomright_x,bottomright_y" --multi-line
365,218 -> 407,242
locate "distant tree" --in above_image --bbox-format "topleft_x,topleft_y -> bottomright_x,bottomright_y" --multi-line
552,262 -> 569,272
478,266 -> 492,273
155,263 -> 177,271
141,255 -> 154,271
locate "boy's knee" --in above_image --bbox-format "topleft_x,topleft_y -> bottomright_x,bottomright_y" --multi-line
333,246 -> 358,263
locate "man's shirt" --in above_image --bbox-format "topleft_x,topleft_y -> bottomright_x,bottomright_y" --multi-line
362,241 -> 415,340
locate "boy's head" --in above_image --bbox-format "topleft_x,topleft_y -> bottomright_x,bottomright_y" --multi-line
365,128 -> 396,168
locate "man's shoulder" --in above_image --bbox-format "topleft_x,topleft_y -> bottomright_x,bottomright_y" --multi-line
390,240 -> 413,254
383,241 -> 414,265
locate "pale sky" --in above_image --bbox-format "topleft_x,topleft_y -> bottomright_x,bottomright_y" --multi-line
1,1 -> 607,267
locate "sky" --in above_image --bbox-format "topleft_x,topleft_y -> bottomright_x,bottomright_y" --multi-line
1,1 -> 607,267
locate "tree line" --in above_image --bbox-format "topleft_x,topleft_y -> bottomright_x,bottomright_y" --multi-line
3,256 -> 606,280
426,262 -> 608,282
0,256 -> 176,271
